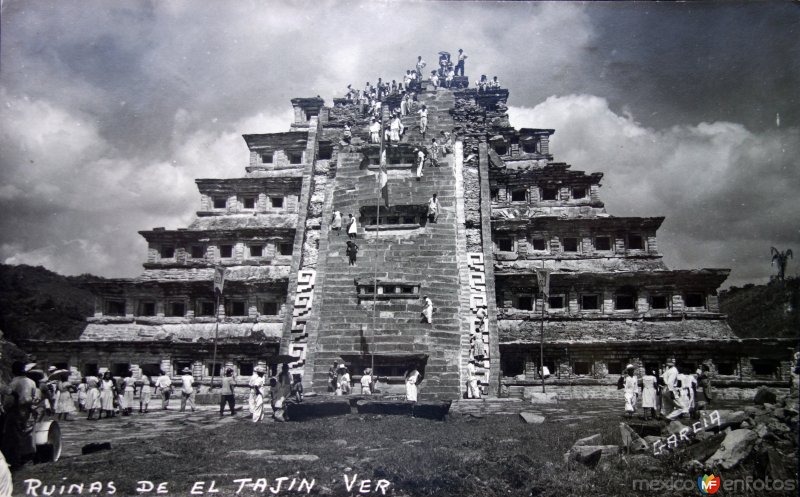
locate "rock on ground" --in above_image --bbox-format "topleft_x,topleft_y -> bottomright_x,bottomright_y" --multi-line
574,434 -> 602,446
706,429 -> 758,469
519,412 -> 545,424
564,445 -> 619,466
619,423 -> 648,453
753,387 -> 778,405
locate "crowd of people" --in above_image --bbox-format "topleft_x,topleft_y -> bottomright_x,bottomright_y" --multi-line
618,359 -> 714,421
326,361 -> 423,410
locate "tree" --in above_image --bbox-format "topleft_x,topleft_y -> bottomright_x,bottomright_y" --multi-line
770,247 -> 793,281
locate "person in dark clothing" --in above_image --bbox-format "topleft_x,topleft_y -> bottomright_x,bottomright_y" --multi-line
346,240 -> 359,266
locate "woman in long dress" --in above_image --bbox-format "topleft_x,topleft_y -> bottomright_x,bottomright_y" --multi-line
623,365 -> 638,418
249,367 -> 266,422
331,210 -> 342,236
641,370 -> 657,420
123,372 -> 135,416
85,375 -> 101,420
405,367 -> 420,403
77,380 -> 87,412
99,372 -> 116,419
347,214 -> 358,239
139,375 -> 152,414
55,379 -> 76,420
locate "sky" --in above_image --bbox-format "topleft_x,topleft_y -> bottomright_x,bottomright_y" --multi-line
1,1 -> 798,287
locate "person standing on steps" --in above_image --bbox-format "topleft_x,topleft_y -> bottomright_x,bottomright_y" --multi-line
415,56 -> 426,82
347,213 -> 358,239
389,114 -> 402,143
421,295 -> 434,323
418,104 -> 428,136
331,210 -> 342,236
427,193 -> 441,223
430,138 -> 441,167
455,49 -> 467,76
467,360 -> 481,399
346,239 -> 359,266
415,147 -> 426,180
369,118 -> 380,144
404,366 -> 421,404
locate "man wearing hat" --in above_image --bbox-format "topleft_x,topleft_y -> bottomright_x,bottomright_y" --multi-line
41,366 -> 58,415
179,367 -> 195,413
660,359 -> 679,418
249,366 -> 266,422
1,362 -> 39,468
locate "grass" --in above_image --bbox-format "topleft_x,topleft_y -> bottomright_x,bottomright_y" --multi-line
11,402 -> 797,497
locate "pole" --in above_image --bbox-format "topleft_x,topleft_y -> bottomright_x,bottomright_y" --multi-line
540,262 -> 546,394
540,288 -> 545,394
370,102 -> 387,384
211,290 -> 220,392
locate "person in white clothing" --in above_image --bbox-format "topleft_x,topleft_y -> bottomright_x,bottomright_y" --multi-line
660,359 -> 679,417
347,213 -> 358,239
623,364 -> 638,417
418,105 -> 428,135
360,368 -> 373,395
415,148 -> 425,180
249,366 -> 266,422
369,118 -> 380,144
421,295 -> 433,323
467,360 -> 481,399
179,367 -> 195,413
155,371 -> 172,410
405,367 -> 421,404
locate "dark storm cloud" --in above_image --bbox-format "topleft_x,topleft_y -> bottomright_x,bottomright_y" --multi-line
0,1 -> 797,285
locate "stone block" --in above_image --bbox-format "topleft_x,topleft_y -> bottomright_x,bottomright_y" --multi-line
753,386 -> 777,405
574,434 -> 602,446
705,429 -> 757,469
519,412 -> 545,424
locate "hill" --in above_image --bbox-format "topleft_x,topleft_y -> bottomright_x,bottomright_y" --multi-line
0,263 -> 104,343
719,277 -> 800,339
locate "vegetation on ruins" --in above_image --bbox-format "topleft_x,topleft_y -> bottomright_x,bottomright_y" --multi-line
770,246 -> 794,282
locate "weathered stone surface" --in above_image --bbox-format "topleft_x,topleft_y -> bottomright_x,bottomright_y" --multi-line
564,445 -> 619,466
712,410 -> 747,431
706,429 -> 757,469
619,423 -> 648,453
765,447 -> 795,480
519,412 -> 545,424
285,399 -> 351,420
754,386 -> 778,405
574,434 -> 602,446
684,432 -> 725,462
527,391 -> 558,404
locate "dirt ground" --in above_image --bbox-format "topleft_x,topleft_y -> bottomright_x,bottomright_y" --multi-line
8,397 -> 797,497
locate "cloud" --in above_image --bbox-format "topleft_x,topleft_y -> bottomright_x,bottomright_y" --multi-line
0,89 -> 292,277
509,96 -> 800,286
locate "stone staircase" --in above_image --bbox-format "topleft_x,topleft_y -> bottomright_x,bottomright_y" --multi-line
400,86 -> 456,147
307,85 -> 469,399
